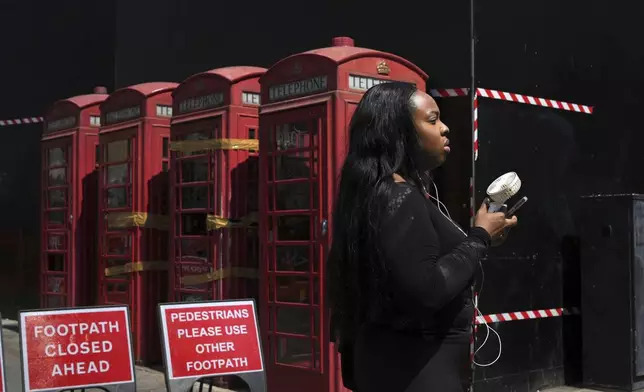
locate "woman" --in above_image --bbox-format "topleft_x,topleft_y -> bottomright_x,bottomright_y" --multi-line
328,82 -> 518,392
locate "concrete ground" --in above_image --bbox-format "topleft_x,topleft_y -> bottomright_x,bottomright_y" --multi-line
0,319 -> 609,391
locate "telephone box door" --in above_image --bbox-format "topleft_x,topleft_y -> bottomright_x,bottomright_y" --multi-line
261,105 -> 328,392
99,129 -> 137,306
172,117 -> 222,301
42,138 -> 73,307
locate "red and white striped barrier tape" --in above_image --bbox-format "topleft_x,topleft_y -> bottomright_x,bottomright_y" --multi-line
430,88 -> 470,98
475,307 -> 580,325
431,87 -> 593,114
476,88 -> 593,114
0,117 -> 44,127
473,92 -> 479,161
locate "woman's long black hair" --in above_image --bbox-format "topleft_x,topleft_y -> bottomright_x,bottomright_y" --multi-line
328,82 -> 430,345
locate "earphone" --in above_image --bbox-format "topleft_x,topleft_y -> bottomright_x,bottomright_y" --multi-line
422,177 -> 503,368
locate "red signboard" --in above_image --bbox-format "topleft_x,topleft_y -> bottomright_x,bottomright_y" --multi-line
19,306 -> 135,392
159,300 -> 263,380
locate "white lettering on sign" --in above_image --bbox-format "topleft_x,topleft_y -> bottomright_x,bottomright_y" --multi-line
268,76 -> 328,102
242,92 -> 260,105
159,300 -> 264,380
178,93 -> 224,114
105,106 -> 141,124
348,75 -> 396,91
47,116 -> 77,132
89,115 -> 101,127
20,307 -> 135,391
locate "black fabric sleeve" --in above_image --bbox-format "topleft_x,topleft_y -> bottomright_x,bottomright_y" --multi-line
381,191 -> 490,312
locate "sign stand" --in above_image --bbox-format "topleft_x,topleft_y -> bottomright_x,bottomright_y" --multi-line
158,299 -> 266,392
18,305 -> 136,392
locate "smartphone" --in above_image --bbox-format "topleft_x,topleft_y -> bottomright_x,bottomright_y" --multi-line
506,196 -> 528,217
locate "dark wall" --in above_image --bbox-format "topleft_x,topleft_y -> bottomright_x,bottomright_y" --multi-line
114,0 -> 471,89
473,0 -> 644,391
0,0 -> 115,318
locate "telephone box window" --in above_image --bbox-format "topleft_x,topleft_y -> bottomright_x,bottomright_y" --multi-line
106,187 -> 129,208
47,211 -> 66,225
48,189 -> 66,208
181,213 -> 208,235
48,148 -> 66,166
105,234 -> 131,255
47,253 -> 65,271
156,105 -> 173,117
162,137 -> 169,158
48,168 -> 67,186
276,307 -> 311,335
276,245 -> 309,271
47,233 -> 65,251
180,158 -> 209,183
106,140 -> 130,162
106,163 -> 129,185
181,186 -> 208,209
276,337 -> 312,367
275,122 -> 312,151
276,215 -> 310,241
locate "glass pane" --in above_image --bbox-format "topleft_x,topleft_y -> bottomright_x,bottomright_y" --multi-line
106,140 -> 130,162
276,337 -> 312,368
276,245 -> 309,271
48,168 -> 66,186
180,158 -> 209,183
48,148 -> 66,166
181,131 -> 210,156
46,295 -> 65,308
106,280 -> 129,293
47,210 -> 66,225
106,163 -> 129,185
162,138 -> 169,158
106,187 -> 128,208
47,233 -> 65,251
276,215 -> 310,241
181,213 -> 208,235
276,276 -> 309,304
47,276 -> 66,294
182,186 -> 208,209
181,293 -> 208,302
276,307 -> 310,335
179,238 -> 209,259
48,189 -> 66,208
275,122 -> 312,151
105,233 -> 131,255
104,259 -> 130,289
275,152 -> 311,180
47,253 -> 65,271
275,181 -> 311,211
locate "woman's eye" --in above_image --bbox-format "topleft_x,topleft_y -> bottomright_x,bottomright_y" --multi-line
429,118 -> 437,124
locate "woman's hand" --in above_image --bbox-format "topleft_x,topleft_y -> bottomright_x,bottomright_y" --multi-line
474,201 -> 518,239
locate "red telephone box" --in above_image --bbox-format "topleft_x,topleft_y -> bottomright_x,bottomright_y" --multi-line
258,37 -> 427,392
41,87 -> 108,309
169,66 -> 265,303
97,82 -> 177,364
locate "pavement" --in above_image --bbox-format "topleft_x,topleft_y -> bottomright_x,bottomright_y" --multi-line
0,319 -> 612,392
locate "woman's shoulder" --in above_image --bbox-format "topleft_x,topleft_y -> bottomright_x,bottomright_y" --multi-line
386,182 -> 426,216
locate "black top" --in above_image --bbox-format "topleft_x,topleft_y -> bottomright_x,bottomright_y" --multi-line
370,182 -> 491,341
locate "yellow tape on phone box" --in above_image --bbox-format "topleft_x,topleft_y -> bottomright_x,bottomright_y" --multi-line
104,261 -> 168,277
206,212 -> 258,230
105,212 -> 170,230
180,267 -> 259,286
170,138 -> 259,153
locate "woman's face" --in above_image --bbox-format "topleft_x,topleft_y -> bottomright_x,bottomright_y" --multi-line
411,90 -> 450,166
